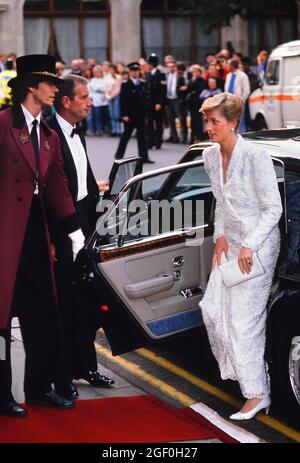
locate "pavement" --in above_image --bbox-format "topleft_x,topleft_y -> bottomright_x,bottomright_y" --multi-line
10,321 -> 260,444
10,319 -> 143,404
85,131 -> 190,180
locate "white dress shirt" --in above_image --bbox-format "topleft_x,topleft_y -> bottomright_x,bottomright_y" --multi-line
130,77 -> 140,86
167,72 -> 178,99
21,104 -> 41,146
55,113 -> 88,201
21,104 -> 41,194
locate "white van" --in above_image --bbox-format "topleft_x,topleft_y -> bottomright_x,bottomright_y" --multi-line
249,40 -> 300,130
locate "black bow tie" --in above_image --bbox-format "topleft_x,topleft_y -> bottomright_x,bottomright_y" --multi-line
71,126 -> 82,137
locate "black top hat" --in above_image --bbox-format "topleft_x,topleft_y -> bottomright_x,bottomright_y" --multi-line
147,53 -> 158,67
8,54 -> 62,88
127,61 -> 140,71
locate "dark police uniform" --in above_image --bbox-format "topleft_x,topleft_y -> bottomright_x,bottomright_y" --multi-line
145,68 -> 166,149
115,62 -> 152,162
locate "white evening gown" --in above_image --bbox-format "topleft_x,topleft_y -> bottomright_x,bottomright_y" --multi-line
200,135 -> 282,399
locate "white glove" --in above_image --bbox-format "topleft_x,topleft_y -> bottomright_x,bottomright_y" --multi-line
68,228 -> 85,261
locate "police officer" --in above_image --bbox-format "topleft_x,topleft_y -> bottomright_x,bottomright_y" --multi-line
145,53 -> 166,150
115,62 -> 154,163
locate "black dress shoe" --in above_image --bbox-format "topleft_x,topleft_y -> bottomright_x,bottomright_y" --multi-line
55,382 -> 79,400
76,371 -> 115,387
26,390 -> 75,408
0,400 -> 28,418
143,159 -> 155,164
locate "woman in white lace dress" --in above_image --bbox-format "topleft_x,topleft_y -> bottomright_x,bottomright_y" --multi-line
199,93 -> 282,420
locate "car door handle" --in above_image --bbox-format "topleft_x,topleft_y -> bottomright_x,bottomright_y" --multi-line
173,256 -> 184,267
124,274 -> 174,299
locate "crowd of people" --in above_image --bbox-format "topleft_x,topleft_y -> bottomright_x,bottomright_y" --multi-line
0,48 -> 269,161
66,50 -> 265,145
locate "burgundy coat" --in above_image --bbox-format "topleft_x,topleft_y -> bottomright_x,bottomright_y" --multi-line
0,104 -> 79,330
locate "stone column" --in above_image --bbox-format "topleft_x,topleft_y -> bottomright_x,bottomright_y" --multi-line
109,0 -> 142,64
0,0 -> 26,56
220,15 -> 248,56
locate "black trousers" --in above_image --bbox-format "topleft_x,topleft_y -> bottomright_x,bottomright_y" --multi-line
115,119 -> 148,160
54,196 -> 98,386
166,99 -> 187,142
146,107 -> 164,149
0,197 -> 61,403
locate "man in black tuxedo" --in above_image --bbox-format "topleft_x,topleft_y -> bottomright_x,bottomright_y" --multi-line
115,62 -> 154,163
145,53 -> 166,150
47,74 -> 114,400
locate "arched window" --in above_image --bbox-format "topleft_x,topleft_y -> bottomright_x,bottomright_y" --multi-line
141,0 -> 220,65
23,0 -> 110,64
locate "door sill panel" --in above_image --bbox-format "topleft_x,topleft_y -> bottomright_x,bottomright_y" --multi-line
146,307 -> 203,338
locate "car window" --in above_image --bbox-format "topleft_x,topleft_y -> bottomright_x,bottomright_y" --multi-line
283,56 -> 300,86
95,163 -> 213,247
107,159 -> 141,196
265,60 -> 280,85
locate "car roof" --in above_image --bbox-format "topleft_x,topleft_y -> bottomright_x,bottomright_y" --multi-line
247,138 -> 300,160
178,130 -> 300,164
270,40 -> 300,58
243,128 -> 300,140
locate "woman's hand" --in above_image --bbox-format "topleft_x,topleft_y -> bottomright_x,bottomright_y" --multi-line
212,236 -> 228,270
238,247 -> 253,274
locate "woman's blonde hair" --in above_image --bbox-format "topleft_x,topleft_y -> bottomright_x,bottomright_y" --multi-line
200,92 -> 244,130
191,64 -> 202,74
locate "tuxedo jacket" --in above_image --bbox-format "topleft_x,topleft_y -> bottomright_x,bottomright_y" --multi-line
145,69 -> 167,108
46,114 -> 99,209
119,78 -> 147,122
0,104 -> 78,330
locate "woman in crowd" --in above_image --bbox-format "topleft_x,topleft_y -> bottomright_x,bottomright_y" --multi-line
199,76 -> 222,105
185,64 -> 206,143
105,64 -> 122,137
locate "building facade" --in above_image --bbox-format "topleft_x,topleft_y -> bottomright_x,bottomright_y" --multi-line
0,0 -> 299,65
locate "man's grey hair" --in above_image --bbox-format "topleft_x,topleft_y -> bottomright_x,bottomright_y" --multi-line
54,74 -> 88,111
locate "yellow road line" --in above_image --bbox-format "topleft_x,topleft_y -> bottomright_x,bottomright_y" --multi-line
95,342 -> 300,442
138,348 -> 240,407
137,348 -> 300,443
95,343 -> 194,406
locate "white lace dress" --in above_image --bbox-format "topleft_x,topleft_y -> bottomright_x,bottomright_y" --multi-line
200,135 -> 282,399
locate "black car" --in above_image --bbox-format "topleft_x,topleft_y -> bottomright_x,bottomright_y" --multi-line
75,130 -> 300,412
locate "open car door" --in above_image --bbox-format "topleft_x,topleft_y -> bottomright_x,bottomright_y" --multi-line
102,157 -> 143,201
177,142 -> 211,164
75,160 -> 215,355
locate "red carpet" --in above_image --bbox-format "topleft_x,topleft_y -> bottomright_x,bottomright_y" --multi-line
0,395 -> 236,443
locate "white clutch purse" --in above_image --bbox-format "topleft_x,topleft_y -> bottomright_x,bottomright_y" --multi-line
219,252 -> 265,288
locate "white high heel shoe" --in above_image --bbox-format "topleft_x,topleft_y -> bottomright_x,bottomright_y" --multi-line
229,396 -> 271,421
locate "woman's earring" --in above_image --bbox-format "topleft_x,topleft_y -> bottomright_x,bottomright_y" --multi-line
230,127 -> 235,132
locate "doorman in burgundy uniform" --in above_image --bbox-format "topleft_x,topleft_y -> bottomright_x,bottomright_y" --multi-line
0,54 -> 85,417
